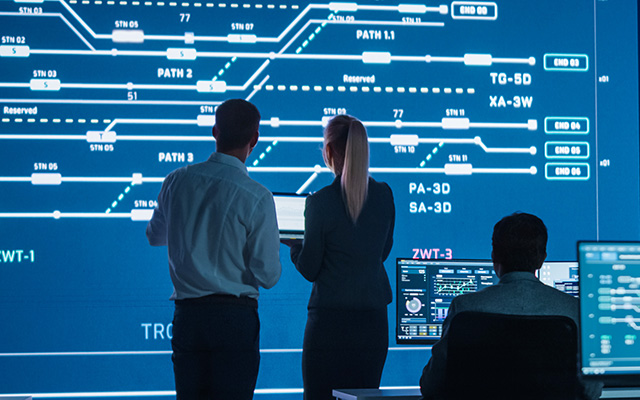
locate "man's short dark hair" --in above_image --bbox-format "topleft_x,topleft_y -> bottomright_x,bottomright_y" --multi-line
214,99 -> 261,151
492,212 -> 547,273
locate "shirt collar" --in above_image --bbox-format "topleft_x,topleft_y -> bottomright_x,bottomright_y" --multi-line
499,271 -> 539,284
207,152 -> 248,176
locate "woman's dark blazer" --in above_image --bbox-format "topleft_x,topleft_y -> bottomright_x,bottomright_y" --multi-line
291,176 -> 395,310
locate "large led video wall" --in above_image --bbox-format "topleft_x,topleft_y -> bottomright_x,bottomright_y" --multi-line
1,0 -> 638,397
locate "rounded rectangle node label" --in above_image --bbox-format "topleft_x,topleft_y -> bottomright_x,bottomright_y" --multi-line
87,131 -> 117,143
196,115 -> 215,126
451,2 -> 498,20
227,34 -> 258,43
30,79 -> 60,91
545,117 -> 589,134
362,52 -> 391,64
31,173 -> 62,185
131,209 -> 154,221
545,163 -> 590,180
544,54 -> 589,71
545,142 -> 590,159
444,163 -> 473,175
442,118 -> 470,129
0,45 -> 30,57
398,4 -> 428,14
132,173 -> 143,185
463,53 -> 492,66
390,134 -> 419,146
329,2 -> 358,12
112,29 -> 145,43
196,80 -> 227,93
166,48 -> 197,60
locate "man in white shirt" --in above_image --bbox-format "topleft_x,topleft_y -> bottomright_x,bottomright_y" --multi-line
146,98 -> 282,399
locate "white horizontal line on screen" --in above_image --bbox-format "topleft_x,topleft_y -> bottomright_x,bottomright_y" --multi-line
0,347 -> 430,357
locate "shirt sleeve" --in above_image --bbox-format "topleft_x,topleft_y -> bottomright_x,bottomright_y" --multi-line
291,194 -> 324,282
245,191 -> 282,289
420,298 -> 458,400
146,172 -> 174,246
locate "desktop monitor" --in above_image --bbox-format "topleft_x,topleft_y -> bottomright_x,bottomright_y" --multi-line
537,261 -> 579,297
396,258 -> 498,344
578,241 -> 640,386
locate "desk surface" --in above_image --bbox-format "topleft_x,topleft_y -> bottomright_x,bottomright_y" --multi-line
332,388 -> 420,400
601,388 -> 640,399
332,387 -> 640,400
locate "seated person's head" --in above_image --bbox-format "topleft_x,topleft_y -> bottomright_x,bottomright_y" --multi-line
491,212 -> 547,276
213,99 -> 261,153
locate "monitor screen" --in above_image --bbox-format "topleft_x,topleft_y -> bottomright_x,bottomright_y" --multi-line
579,241 -> 640,386
537,261 -> 579,297
396,258 -> 498,344
273,193 -> 307,239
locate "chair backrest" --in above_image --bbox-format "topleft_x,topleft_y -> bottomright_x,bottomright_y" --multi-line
443,311 -> 579,400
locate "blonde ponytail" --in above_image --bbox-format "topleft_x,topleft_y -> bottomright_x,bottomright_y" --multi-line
323,115 -> 370,223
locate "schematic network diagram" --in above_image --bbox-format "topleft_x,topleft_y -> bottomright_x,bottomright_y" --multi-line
0,0 -> 595,222
3,1 -> 639,396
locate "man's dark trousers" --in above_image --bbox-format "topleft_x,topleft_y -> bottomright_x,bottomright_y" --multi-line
171,295 -> 260,400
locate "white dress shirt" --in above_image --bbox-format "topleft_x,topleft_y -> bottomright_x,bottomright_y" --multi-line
146,152 -> 281,300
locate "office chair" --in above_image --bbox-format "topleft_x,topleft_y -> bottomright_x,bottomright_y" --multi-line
443,311 -> 580,400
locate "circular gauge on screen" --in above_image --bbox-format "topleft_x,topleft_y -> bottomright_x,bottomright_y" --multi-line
406,298 -> 422,313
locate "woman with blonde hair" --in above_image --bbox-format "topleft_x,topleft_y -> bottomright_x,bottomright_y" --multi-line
286,114 -> 395,400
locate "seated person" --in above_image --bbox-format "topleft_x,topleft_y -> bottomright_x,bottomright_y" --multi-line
419,212 -> 603,400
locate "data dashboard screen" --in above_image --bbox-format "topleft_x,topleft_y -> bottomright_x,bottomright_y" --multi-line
0,0 -> 639,397
537,261 -> 579,297
579,242 -> 640,386
396,258 -> 498,344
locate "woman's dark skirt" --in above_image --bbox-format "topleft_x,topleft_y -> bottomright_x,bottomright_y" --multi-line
302,306 -> 389,400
